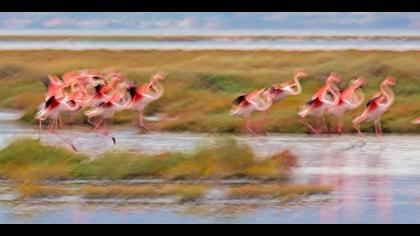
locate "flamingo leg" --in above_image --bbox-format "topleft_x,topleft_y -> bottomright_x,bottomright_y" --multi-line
97,119 -> 117,145
245,118 -> 258,136
353,122 -> 365,143
38,120 -> 42,141
375,118 -> 385,150
58,116 -> 62,129
88,117 -> 103,130
47,119 -> 56,133
337,117 -> 344,134
138,111 -> 150,132
321,115 -> 329,134
256,110 -> 268,136
299,117 -> 319,135
51,118 -> 78,151
375,119 -> 383,137
69,114 -> 74,133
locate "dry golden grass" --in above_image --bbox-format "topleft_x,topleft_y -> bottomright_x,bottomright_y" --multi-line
0,164 -> 73,183
228,184 -> 333,199
15,184 -> 71,199
80,184 -> 209,202
0,50 -> 418,132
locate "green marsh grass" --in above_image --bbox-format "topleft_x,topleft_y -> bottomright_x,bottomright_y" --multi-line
0,137 -> 296,181
0,138 -> 333,201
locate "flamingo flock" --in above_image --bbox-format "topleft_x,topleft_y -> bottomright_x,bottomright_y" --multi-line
35,70 -> 166,150
34,68 -> 417,151
231,71 -> 410,143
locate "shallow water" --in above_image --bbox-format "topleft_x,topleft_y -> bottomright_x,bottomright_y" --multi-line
2,38 -> 420,51
0,110 -> 419,224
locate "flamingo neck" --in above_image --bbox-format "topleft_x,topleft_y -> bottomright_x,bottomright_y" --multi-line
290,75 -> 302,95
327,82 -> 340,105
380,83 -> 395,106
148,80 -> 164,98
254,94 -> 273,111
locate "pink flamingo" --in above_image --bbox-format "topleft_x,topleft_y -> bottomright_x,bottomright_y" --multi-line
35,76 -> 82,151
61,70 -> 109,110
412,118 -> 420,125
353,76 -> 397,142
298,73 -> 342,134
126,73 -> 166,132
266,71 -> 309,102
231,88 -> 273,135
327,77 -> 366,134
85,79 -> 131,144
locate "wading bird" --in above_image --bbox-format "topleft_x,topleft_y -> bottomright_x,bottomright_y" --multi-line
298,73 -> 342,134
266,70 -> 309,102
231,88 -> 273,135
327,77 -> 366,134
36,75 -> 82,151
126,73 -> 166,132
35,70 -> 167,150
85,74 -> 130,144
353,76 -> 397,142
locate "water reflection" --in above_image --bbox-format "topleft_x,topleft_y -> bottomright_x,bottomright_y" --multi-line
0,111 -> 420,223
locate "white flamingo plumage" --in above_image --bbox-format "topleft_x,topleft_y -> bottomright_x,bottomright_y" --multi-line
353,76 -> 397,142
327,77 -> 366,134
298,73 -> 342,134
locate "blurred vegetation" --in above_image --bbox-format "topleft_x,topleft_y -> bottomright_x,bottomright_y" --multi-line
0,50 -> 418,133
0,138 -> 332,200
80,184 -> 209,203
0,137 -> 296,181
227,184 -> 332,200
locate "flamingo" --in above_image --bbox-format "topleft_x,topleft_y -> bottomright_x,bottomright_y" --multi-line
126,73 -> 166,132
413,118 -> 420,125
231,88 -> 273,135
353,76 -> 397,142
266,70 -> 309,102
85,79 -> 131,144
35,76 -> 82,151
327,77 -> 367,134
298,73 -> 342,134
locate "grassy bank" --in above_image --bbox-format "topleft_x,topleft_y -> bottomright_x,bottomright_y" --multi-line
0,137 -> 332,201
0,137 -> 296,181
0,50 -> 419,133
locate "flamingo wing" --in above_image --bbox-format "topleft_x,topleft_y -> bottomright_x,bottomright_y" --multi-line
233,95 -> 247,106
366,95 -> 383,113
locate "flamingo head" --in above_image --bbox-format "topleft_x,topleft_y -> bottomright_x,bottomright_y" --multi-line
90,76 -> 106,87
383,76 -> 397,87
105,72 -> 125,83
62,71 -> 81,87
351,76 -> 367,89
294,70 -> 310,80
151,73 -> 167,82
326,72 -> 342,85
